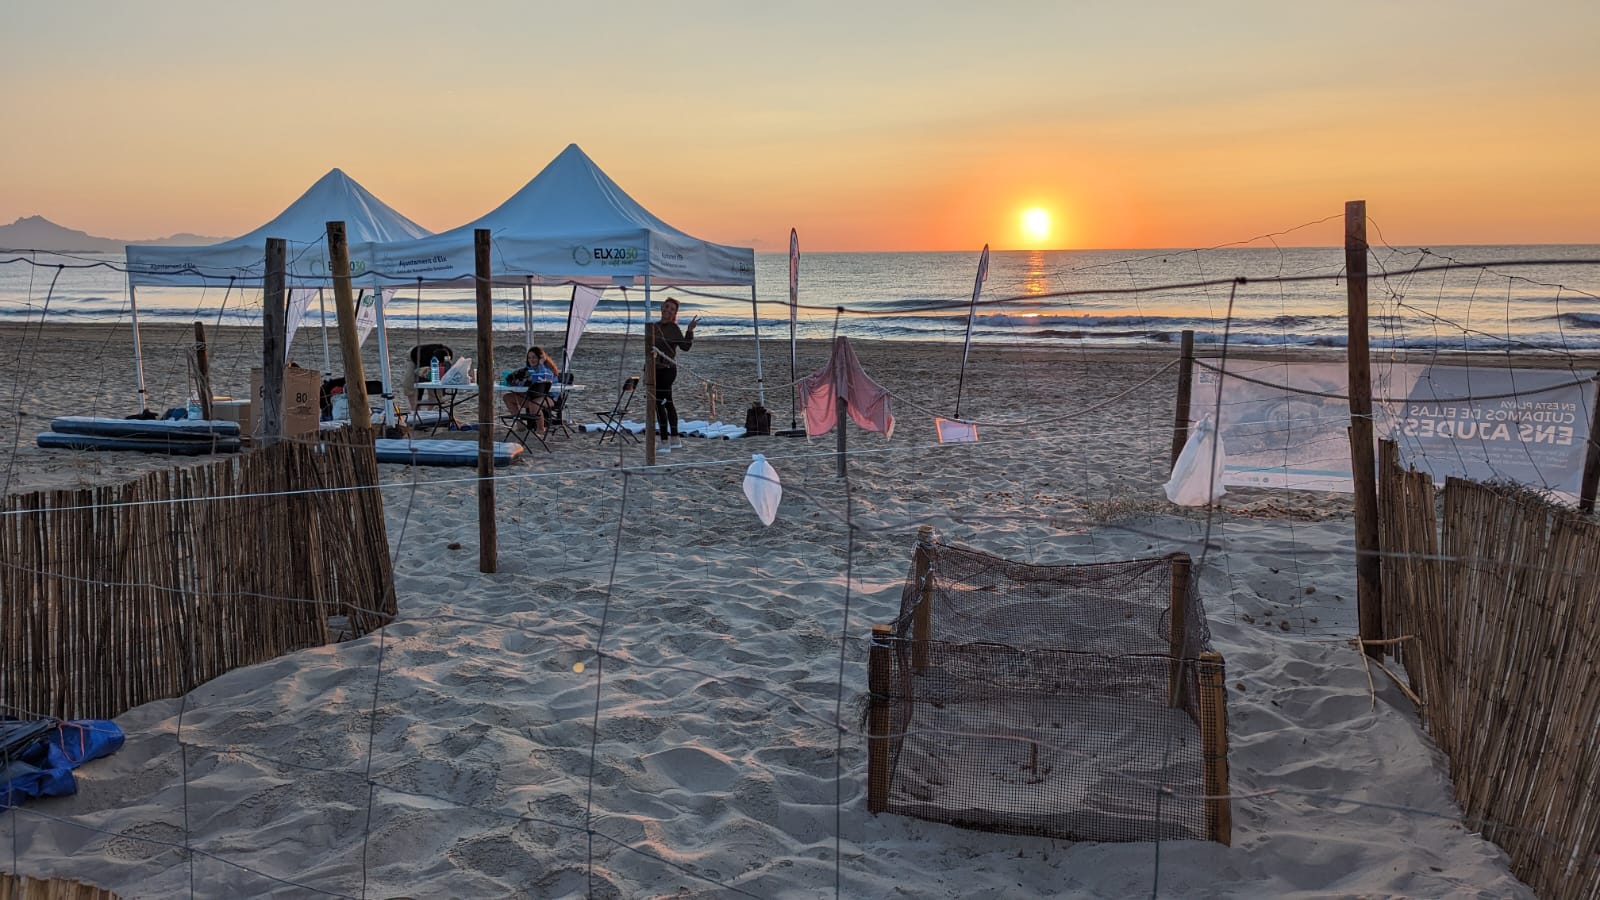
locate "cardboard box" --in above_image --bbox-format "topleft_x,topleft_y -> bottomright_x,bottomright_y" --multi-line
250,367 -> 322,439
211,399 -> 253,436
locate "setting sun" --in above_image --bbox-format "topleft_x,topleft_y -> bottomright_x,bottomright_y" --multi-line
1021,207 -> 1052,245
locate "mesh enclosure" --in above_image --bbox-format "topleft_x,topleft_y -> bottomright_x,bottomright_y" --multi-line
870,541 -> 1228,844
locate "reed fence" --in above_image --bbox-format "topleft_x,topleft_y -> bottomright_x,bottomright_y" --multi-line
0,430 -> 395,722
1379,440 -> 1600,900
0,874 -> 120,900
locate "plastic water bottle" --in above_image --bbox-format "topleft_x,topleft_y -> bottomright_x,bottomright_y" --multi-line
430,356 -> 441,382
187,394 -> 203,421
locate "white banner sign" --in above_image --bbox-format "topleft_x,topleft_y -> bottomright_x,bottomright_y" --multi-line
1192,361 -> 1595,496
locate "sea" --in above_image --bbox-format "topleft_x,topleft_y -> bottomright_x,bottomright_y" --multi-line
2,245 -> 1598,353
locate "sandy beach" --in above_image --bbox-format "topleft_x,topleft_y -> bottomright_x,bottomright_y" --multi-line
1,323 -> 1533,898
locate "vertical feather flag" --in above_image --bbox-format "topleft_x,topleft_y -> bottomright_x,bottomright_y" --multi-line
954,244 -> 989,419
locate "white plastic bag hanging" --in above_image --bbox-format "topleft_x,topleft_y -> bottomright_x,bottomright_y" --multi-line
1164,416 -> 1228,506
743,453 -> 782,526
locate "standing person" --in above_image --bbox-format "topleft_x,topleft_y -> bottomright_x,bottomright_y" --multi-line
652,297 -> 697,449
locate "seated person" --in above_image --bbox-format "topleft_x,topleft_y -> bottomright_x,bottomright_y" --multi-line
504,346 -> 560,432
407,343 -> 454,410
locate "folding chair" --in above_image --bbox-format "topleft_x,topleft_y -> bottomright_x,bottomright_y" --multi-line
547,372 -> 576,439
497,382 -> 553,452
595,375 -> 641,446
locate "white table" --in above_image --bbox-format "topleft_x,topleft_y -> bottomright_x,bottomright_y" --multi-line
412,381 -> 584,431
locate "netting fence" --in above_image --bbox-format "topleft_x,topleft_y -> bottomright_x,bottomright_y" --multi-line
868,537 -> 1229,844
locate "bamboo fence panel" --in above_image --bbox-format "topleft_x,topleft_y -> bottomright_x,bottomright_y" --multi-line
0,873 -> 121,900
1379,440 -> 1600,900
0,435 -> 394,722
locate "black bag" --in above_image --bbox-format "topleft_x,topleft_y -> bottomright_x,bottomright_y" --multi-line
744,403 -> 772,436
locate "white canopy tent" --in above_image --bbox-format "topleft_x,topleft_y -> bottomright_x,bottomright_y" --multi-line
123,169 -> 432,413
362,144 -> 765,403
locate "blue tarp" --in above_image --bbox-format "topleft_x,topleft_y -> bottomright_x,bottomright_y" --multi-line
1,719 -> 125,810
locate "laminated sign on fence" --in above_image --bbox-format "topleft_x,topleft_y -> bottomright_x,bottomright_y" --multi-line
1191,361 -> 1597,496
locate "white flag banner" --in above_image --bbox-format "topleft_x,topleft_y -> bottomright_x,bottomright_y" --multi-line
283,288 -> 319,361
565,284 -> 604,365
356,288 -> 391,347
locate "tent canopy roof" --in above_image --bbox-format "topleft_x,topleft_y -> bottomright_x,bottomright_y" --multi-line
366,144 -> 755,289
125,169 -> 432,287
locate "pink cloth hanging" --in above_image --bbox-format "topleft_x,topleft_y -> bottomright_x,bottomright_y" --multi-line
799,336 -> 895,438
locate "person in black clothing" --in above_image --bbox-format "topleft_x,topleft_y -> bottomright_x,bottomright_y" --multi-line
652,297 -> 697,448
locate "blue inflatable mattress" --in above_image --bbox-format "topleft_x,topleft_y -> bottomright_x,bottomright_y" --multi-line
373,438 -> 523,467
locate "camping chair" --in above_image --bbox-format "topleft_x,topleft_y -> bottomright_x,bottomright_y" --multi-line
595,375 -> 641,446
497,382 -> 554,452
407,344 -> 455,431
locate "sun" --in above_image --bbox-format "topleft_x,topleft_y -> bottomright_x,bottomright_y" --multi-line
1021,207 -> 1052,245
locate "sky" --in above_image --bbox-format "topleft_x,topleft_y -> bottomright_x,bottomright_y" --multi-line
2,0 -> 1597,251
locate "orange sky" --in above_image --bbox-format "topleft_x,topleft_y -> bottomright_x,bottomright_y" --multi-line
2,2 -> 1596,251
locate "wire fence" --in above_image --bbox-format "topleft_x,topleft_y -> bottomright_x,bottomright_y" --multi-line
2,227 -> 1598,898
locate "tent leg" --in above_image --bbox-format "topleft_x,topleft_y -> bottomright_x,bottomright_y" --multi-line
129,281 -> 149,411
318,287 -> 332,375
750,284 -> 766,408
371,276 -> 396,427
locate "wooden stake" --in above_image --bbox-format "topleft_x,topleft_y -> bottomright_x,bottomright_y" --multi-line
1170,329 -> 1195,466
644,322 -> 658,466
474,229 -> 497,574
1579,374 -> 1600,512
912,525 -> 934,673
326,221 -> 370,427
1345,200 -> 1384,660
260,237 -> 287,445
1198,650 -> 1231,845
835,395 -> 848,479
1168,553 -> 1192,708
193,321 -> 213,420
867,623 -> 892,814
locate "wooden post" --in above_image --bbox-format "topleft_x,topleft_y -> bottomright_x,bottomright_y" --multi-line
1579,375 -> 1600,512
1198,650 -> 1231,845
474,229 -> 497,574
644,322 -> 658,465
1170,329 -> 1196,465
1168,553 -> 1192,708
912,525 -> 934,673
193,322 -> 213,420
867,623 -> 892,814
326,221 -> 370,427
260,237 -> 287,445
1345,200 -> 1384,660
835,395 -> 848,478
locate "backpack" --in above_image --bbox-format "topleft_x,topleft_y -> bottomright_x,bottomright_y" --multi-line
744,403 -> 772,436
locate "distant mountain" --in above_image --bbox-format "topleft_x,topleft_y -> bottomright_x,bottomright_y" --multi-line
0,215 -> 226,252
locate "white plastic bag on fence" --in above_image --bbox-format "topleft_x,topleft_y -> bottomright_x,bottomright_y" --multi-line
1164,417 -> 1228,506
743,453 -> 782,526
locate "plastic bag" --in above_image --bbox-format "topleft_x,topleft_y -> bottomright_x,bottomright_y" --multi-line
743,453 -> 782,526
441,356 -> 474,385
1164,417 -> 1227,506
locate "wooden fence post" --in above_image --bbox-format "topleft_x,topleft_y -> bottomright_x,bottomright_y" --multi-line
192,321 -> 214,421
1579,375 -> 1600,512
835,395 -> 848,478
326,221 -> 370,429
868,623 -> 892,814
1345,200 -> 1384,659
260,238 -> 287,446
474,229 -> 497,574
912,525 -> 934,673
1198,650 -> 1231,845
1168,553 -> 1192,708
1170,329 -> 1196,466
